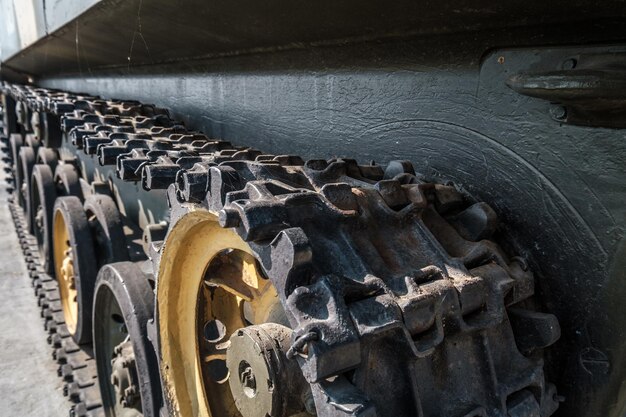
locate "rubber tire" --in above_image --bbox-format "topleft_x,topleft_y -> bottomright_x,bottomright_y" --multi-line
18,146 -> 36,231
2,95 -> 18,135
53,196 -> 98,345
42,112 -> 63,148
9,133 -> 23,179
93,262 -> 161,417
54,164 -> 83,200
17,101 -> 30,132
9,133 -> 23,163
24,133 -> 40,151
31,164 -> 57,274
84,194 -> 129,265
36,147 -> 59,173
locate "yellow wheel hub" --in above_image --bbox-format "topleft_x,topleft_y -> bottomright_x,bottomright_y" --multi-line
53,210 -> 78,334
157,209 -> 283,417
60,250 -> 76,289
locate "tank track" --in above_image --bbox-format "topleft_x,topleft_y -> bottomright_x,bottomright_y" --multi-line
0,82 -> 266,417
2,81 -> 562,417
3,166 -> 104,417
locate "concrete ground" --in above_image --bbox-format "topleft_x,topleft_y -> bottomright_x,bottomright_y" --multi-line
0,156 -> 69,416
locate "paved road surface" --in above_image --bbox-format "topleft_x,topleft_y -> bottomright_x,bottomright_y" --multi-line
0,156 -> 69,416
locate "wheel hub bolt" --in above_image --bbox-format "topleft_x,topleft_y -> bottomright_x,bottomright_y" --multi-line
226,324 -> 311,417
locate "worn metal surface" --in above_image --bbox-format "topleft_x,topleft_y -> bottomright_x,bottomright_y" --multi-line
507,51 -> 626,127
0,0 -> 101,63
226,323 -> 309,417
1,0 -> 626,78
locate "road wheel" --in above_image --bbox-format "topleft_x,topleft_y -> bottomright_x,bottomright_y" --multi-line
30,164 -> 57,273
53,196 -> 98,344
54,163 -> 84,200
36,147 -> 59,173
84,194 -> 129,265
93,262 -> 161,417
156,209 -> 301,417
41,111 -> 63,148
18,146 -> 36,231
9,133 -> 23,169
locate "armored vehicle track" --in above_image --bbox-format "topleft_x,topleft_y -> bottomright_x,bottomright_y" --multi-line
1,82 -> 561,417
